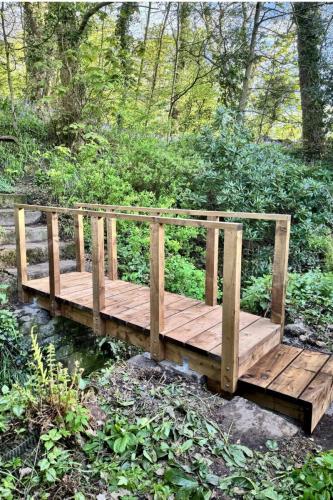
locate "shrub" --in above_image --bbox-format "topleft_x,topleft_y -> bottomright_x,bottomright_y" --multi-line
186,107 -> 333,277
241,270 -> 333,328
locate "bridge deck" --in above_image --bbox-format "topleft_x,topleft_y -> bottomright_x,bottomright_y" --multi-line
22,271 -> 281,379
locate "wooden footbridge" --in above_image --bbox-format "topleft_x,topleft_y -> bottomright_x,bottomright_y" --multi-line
14,203 -> 333,433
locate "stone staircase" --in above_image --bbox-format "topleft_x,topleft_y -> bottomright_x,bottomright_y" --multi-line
0,193 -> 77,279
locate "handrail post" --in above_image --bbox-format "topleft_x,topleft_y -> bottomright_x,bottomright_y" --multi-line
221,227 -> 242,394
205,215 -> 219,305
92,216 -> 105,335
271,218 -> 291,336
74,208 -> 85,272
107,216 -> 118,280
14,206 -> 28,302
47,212 -> 60,316
150,222 -> 165,361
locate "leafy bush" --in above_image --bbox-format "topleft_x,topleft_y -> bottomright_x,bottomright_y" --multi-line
0,176 -> 14,193
290,450 -> 333,499
165,255 -> 205,300
241,270 -> 333,328
186,107 -> 333,277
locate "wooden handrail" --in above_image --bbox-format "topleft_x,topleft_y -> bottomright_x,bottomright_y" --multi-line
74,203 -> 290,222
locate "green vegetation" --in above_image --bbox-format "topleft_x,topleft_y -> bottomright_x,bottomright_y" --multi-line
0,333 -> 330,499
0,2 -> 332,498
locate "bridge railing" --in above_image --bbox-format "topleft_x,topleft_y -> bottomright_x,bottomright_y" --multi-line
74,203 -> 291,333
15,204 -> 245,394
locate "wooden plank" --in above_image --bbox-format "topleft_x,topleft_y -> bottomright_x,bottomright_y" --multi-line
238,330 -> 280,377
14,207 -> 27,302
166,307 -> 222,345
113,293 -> 186,329
107,218 -> 118,280
238,318 -> 283,363
269,366 -> 316,398
291,350 -> 329,372
16,204 -> 242,230
74,212 -> 85,272
91,216 -> 105,335
240,345 -> 303,388
300,372 -> 333,432
205,216 -> 219,306
47,212 -> 60,316
321,356 -> 333,376
150,222 -> 165,361
221,228 -> 242,394
74,203 -> 291,222
163,303 -> 219,333
271,219 -> 290,335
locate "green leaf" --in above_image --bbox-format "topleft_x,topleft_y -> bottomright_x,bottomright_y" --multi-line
38,458 -> 50,471
266,440 -> 279,451
45,467 -> 57,483
165,468 -> 198,489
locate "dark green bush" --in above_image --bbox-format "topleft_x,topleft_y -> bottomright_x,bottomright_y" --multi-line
186,107 -> 333,277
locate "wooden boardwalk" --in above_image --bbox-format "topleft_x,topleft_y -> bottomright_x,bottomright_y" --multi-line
22,271 -> 281,380
14,203 -> 333,432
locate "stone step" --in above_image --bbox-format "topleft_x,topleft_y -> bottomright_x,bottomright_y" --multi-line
0,224 -> 48,245
0,208 -> 42,227
6,259 -> 77,280
0,193 -> 26,208
0,240 -> 76,267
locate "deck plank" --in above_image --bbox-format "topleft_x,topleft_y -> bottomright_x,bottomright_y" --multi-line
166,308 -> 222,344
321,356 -> 333,376
239,345 -> 303,388
269,366 -> 316,398
300,372 -> 333,432
162,303 -> 220,334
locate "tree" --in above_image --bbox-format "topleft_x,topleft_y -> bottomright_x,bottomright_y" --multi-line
48,2 -> 112,144
0,3 -> 17,130
23,3 -> 52,102
293,2 -> 325,158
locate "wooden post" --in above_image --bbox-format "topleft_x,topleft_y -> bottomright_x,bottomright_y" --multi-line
47,212 -> 60,316
150,222 -> 165,361
14,207 -> 28,302
92,216 -> 105,335
205,215 -> 219,306
74,210 -> 85,272
107,217 -> 118,280
221,227 -> 242,394
271,218 -> 291,336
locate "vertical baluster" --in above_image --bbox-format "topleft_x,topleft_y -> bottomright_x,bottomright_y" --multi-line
14,206 -> 28,302
107,217 -> 118,280
92,216 -> 105,335
205,215 -> 219,305
271,218 -> 291,336
47,212 -> 60,316
150,222 -> 165,361
221,227 -> 242,394
74,208 -> 85,272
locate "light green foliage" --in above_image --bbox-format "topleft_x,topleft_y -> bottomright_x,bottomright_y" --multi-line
165,255 -> 205,300
241,270 -> 333,329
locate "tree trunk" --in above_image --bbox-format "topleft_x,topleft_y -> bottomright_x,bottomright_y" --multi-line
238,2 -> 262,114
293,2 -> 325,159
145,3 -> 171,127
136,2 -> 152,101
0,3 -> 17,130
23,3 -> 51,102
